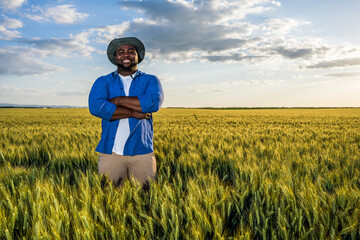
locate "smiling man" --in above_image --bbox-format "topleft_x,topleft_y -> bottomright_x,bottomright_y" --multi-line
88,37 -> 164,187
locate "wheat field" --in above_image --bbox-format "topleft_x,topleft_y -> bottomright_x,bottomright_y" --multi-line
0,108 -> 359,239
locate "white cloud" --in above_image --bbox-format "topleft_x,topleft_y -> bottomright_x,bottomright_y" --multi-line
271,1 -> 281,7
0,15 -> 23,40
292,74 -> 304,79
0,15 -> 23,28
218,79 -> 282,86
0,0 -> 26,9
25,14 -> 47,23
0,85 -> 54,97
110,0 -> 358,66
0,25 -> 21,39
252,36 -> 359,67
0,86 -> 87,97
324,72 -> 360,78
74,79 -> 93,85
27,4 -> 89,24
74,23 -> 130,44
56,90 -> 87,96
0,47 -> 66,76
0,11 -> 97,76
51,0 -> 358,68
1,0 -> 358,79
302,80 -> 334,87
188,78 -> 282,94
261,18 -> 310,35
307,57 -> 360,69
115,0 -> 279,53
45,4 -> 89,24
20,37 -> 97,57
0,21 -> 102,75
0,33 -> 97,76
157,73 -> 174,82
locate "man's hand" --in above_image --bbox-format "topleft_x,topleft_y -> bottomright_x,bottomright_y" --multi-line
131,111 -> 148,119
110,105 -> 150,121
109,97 -> 121,105
109,96 -> 152,121
109,96 -> 142,112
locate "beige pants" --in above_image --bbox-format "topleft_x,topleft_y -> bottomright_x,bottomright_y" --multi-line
98,152 -> 156,186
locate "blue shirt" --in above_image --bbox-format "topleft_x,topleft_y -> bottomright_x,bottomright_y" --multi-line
88,70 -> 164,155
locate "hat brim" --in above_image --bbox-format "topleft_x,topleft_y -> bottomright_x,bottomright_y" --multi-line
107,37 -> 145,65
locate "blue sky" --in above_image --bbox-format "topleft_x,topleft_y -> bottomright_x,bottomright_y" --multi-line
0,0 -> 359,107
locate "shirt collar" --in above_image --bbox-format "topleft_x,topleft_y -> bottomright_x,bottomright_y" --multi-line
112,70 -> 143,79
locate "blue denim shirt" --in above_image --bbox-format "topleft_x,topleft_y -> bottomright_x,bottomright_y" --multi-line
88,70 -> 164,155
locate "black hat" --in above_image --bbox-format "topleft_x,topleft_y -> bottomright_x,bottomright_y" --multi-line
107,37 -> 145,65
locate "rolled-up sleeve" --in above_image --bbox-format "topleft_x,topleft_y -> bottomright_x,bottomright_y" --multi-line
138,75 -> 164,113
88,77 -> 117,121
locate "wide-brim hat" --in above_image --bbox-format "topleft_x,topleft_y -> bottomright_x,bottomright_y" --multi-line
107,37 -> 145,65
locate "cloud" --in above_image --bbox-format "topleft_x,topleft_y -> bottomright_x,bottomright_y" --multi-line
189,78 -> 282,93
0,15 -> 23,28
0,12 -> 96,76
0,25 -> 21,40
272,46 -> 314,59
203,52 -> 266,63
75,79 -> 93,84
55,90 -> 88,96
109,0 -> 357,66
0,33 -> 99,75
253,36 -> 338,61
189,88 -> 226,93
307,57 -> 360,69
0,15 -> 23,40
302,80 -> 334,87
19,37 -> 97,57
261,18 -> 310,35
74,23 -> 130,45
54,0 -> 356,67
0,85 -> 54,97
219,79 -> 282,86
157,73 -> 174,82
114,0 -> 282,61
120,0 -> 280,24
0,86 -> 87,97
1,0 -> 358,76
26,4 -> 89,24
324,72 -> 360,78
0,0 -> 26,9
209,89 -> 226,93
0,47 -> 66,76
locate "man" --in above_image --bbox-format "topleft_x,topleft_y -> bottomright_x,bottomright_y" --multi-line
88,37 -> 164,187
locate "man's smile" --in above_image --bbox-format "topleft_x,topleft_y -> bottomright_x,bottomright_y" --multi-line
114,44 -> 139,74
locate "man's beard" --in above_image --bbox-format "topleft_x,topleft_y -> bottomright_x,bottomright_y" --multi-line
117,61 -> 137,70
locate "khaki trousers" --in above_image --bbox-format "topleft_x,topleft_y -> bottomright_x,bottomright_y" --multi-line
98,152 -> 156,186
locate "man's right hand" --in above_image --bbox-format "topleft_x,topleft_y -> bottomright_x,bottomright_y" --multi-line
131,111 -> 148,119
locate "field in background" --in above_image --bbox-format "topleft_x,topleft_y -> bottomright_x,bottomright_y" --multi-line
0,108 -> 360,239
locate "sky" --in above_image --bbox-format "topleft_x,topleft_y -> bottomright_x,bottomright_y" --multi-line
0,0 -> 359,108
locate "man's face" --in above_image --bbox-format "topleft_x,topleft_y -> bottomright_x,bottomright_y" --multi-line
115,44 -> 139,70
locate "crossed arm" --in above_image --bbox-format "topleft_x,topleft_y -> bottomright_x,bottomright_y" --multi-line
109,96 -> 149,121
89,75 -> 163,121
